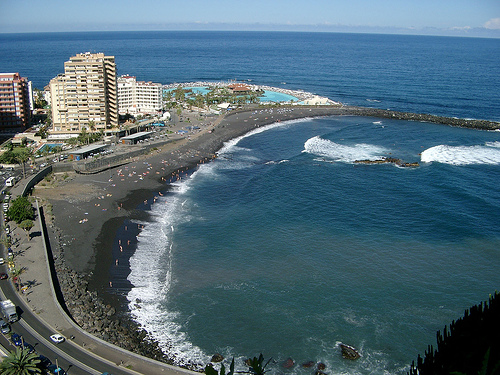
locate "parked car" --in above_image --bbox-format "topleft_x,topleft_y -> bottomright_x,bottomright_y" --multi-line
11,333 -> 22,346
0,319 -> 10,334
38,355 -> 52,369
48,364 -> 67,375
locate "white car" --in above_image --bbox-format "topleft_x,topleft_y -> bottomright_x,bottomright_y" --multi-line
0,258 -> 4,265
50,333 -> 65,343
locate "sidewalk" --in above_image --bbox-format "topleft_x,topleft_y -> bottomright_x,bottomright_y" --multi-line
4,182 -> 197,375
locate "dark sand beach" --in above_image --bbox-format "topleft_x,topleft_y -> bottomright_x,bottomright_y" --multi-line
34,104 -> 500,301
34,107 -> 342,304
31,104 -> 500,364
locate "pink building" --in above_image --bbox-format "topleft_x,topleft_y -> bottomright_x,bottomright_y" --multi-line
0,72 -> 32,130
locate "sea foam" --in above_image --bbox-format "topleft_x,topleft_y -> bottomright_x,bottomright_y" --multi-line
303,136 -> 388,163
127,177 -> 208,367
421,142 -> 500,165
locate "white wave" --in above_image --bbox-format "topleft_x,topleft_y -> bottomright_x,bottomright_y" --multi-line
303,136 -> 388,163
127,177 -> 208,367
421,143 -> 500,165
218,117 -> 312,155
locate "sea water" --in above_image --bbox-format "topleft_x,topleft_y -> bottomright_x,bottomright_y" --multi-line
127,116 -> 500,374
1,31 -> 499,373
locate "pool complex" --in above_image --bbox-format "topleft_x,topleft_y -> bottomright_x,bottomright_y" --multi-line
38,143 -> 63,153
164,87 -> 299,103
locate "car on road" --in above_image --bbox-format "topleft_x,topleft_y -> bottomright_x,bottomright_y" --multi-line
0,319 -> 10,334
0,273 -> 8,280
11,332 -> 22,346
50,333 -> 65,343
48,364 -> 67,375
0,258 -> 4,265
38,355 -> 52,369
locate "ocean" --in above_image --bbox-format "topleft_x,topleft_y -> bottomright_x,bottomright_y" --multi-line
1,31 -> 500,374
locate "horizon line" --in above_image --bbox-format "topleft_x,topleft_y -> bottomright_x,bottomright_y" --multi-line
1,23 -> 500,39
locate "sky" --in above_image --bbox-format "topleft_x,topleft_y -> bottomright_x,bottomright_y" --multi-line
1,0 -> 500,37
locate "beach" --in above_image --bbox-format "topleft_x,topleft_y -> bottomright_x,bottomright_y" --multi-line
35,106 -> 353,270
31,104 -> 500,366
28,106 -> 347,361
33,103 -> 500,297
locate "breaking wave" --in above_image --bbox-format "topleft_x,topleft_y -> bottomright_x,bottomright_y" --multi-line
421,142 -> 500,165
303,136 -> 388,163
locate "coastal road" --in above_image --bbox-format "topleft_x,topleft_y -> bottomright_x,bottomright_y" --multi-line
0,193 -> 136,375
0,278 -> 136,374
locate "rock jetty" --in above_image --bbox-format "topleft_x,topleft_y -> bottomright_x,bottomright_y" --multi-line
354,157 -> 419,167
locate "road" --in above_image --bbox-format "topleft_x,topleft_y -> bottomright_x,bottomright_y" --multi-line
0,183 -> 135,374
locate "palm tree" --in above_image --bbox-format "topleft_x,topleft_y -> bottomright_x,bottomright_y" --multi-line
15,148 -> 32,179
0,347 -> 41,374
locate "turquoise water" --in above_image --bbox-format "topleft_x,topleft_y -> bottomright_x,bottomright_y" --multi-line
38,143 -> 63,152
165,86 -> 299,102
259,90 -> 299,102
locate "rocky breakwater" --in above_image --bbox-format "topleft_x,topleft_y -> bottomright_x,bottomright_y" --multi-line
341,106 -> 500,130
53,254 -> 173,363
52,251 -> 201,370
355,157 -> 419,168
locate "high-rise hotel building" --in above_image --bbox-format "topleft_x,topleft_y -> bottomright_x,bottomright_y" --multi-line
0,72 -> 32,130
49,52 -> 118,135
118,75 -> 163,115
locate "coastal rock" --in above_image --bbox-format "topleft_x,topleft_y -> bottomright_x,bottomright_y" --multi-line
301,361 -> 315,368
354,157 -> 419,168
317,362 -> 326,370
339,343 -> 361,360
283,357 -> 295,368
211,353 -> 224,363
51,250 -> 183,367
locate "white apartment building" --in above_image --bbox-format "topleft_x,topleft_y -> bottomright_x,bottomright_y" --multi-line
118,75 -> 162,115
49,52 -> 118,136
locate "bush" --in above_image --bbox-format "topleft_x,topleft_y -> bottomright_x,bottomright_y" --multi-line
7,196 -> 34,224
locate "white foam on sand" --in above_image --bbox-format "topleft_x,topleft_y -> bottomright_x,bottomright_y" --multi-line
218,118 -> 312,155
421,142 -> 500,165
127,177 -> 208,368
303,136 -> 388,163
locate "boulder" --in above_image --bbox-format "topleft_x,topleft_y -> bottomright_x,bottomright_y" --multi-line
340,343 -> 361,360
211,353 -> 224,363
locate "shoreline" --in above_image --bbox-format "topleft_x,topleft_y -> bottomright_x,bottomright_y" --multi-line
33,104 -> 500,366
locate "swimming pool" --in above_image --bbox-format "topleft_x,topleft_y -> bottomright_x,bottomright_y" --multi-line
164,87 -> 211,96
259,91 -> 299,103
164,87 -> 299,103
38,143 -> 63,153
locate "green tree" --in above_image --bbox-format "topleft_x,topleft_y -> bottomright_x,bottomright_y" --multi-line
33,88 -> 47,109
174,85 -> 185,102
19,219 -> 34,240
6,196 -> 34,224
14,148 -> 32,179
244,354 -> 272,375
0,234 -> 12,250
0,347 -> 41,374
205,358 -> 234,375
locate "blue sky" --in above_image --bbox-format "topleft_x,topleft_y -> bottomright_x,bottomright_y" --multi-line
1,0 -> 500,36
